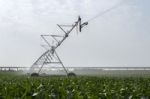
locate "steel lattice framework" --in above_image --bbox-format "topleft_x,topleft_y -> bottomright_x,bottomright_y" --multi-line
29,16 -> 88,75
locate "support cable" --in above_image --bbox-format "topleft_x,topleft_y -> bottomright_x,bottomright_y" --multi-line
87,0 -> 126,23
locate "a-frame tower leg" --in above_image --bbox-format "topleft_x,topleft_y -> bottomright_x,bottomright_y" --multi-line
30,50 -> 68,75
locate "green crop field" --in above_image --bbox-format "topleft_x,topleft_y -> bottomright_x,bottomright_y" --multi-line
0,72 -> 150,99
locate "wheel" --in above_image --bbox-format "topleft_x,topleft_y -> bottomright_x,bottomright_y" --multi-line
31,73 -> 39,77
67,72 -> 76,77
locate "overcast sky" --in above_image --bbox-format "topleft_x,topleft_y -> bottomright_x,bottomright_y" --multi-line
0,0 -> 150,67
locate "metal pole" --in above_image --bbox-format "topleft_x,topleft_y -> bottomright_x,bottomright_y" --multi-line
54,51 -> 68,75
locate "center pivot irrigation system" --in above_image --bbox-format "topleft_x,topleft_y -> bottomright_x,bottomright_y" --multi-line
29,0 -> 126,76
29,16 -> 88,76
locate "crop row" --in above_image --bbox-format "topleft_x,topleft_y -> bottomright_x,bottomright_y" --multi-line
0,73 -> 150,99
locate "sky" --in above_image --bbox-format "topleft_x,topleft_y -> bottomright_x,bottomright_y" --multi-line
0,0 -> 150,67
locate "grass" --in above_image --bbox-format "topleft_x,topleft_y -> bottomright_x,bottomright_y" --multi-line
0,72 -> 150,99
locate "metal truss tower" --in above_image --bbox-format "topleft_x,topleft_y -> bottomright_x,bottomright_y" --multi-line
29,16 -> 88,75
